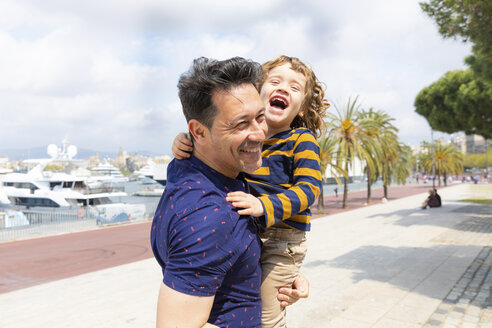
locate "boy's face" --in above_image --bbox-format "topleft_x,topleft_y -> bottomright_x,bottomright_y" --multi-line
260,63 -> 307,137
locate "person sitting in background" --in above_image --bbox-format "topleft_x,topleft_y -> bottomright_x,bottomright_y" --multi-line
433,188 -> 441,207
421,189 -> 440,209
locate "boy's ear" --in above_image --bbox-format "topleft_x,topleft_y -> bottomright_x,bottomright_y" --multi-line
188,119 -> 209,145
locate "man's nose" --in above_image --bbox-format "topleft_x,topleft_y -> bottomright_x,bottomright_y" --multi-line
248,120 -> 266,142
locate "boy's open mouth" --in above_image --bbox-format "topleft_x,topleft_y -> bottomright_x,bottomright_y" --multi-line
269,96 -> 288,110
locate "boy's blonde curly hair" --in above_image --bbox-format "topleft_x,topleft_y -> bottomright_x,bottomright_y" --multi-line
259,55 -> 329,138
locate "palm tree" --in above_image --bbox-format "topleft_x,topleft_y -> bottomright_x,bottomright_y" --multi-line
434,143 -> 464,186
317,134 -> 346,211
357,108 -> 397,203
326,97 -> 381,208
419,142 -> 463,186
382,143 -> 413,198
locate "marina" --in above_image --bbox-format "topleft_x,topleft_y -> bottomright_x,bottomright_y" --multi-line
0,141 -> 164,241
0,179 -> 161,242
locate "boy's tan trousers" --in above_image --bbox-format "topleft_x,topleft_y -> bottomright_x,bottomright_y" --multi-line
259,227 -> 307,328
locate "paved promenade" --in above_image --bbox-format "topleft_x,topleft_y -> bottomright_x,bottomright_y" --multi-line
0,183 -> 490,327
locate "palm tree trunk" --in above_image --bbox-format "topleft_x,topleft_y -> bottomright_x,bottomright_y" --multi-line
366,167 -> 372,204
343,161 -> 349,208
383,172 -> 388,199
443,173 -> 447,186
317,184 -> 325,212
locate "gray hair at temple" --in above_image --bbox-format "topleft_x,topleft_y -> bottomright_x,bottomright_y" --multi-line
178,57 -> 263,129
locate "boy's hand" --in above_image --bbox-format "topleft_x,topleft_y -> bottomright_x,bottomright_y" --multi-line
226,191 -> 264,217
172,132 -> 193,160
277,272 -> 310,307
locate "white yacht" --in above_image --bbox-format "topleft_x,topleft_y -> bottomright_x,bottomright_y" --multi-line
90,160 -> 129,184
0,163 -> 145,222
134,161 -> 167,186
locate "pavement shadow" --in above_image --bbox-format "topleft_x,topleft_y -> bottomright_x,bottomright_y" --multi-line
305,244 -> 480,299
365,203 -> 492,232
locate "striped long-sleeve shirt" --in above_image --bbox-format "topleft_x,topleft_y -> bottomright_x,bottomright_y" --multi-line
245,128 -> 322,231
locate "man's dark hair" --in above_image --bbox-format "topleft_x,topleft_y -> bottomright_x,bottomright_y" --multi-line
178,57 -> 263,129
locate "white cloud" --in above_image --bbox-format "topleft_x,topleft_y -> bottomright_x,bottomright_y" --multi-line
0,0 -> 473,157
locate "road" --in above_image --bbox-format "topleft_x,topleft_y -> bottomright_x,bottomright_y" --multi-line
0,222 -> 153,294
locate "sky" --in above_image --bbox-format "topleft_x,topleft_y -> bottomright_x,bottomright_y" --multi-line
0,0 -> 472,157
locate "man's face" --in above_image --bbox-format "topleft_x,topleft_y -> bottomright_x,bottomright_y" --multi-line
207,83 -> 267,178
260,63 -> 307,137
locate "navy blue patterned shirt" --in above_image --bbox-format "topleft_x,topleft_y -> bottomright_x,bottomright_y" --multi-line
151,156 -> 262,327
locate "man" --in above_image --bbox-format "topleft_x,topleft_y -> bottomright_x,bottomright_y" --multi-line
151,57 -> 307,328
421,189 -> 440,209
433,188 -> 442,207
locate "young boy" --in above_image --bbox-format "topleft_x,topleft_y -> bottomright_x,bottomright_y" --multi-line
173,55 -> 329,328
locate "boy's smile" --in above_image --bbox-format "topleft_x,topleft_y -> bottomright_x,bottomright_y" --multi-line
269,95 -> 289,111
260,63 -> 307,138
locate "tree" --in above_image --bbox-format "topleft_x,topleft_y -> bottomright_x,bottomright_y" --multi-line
420,0 -> 492,82
414,69 -> 492,139
357,108 -> 398,203
420,0 -> 492,53
419,142 -> 463,185
317,135 -> 346,212
386,144 -> 413,196
465,50 -> 492,84
326,97 -> 380,208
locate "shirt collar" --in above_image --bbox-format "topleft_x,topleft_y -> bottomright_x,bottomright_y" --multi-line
188,155 -> 248,192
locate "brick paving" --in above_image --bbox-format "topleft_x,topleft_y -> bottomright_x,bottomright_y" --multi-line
424,246 -> 492,328
424,204 -> 492,328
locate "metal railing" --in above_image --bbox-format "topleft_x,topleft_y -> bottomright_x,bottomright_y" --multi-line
0,205 -> 156,243
0,208 -> 96,242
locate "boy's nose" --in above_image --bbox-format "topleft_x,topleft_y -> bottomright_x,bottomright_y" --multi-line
274,85 -> 289,95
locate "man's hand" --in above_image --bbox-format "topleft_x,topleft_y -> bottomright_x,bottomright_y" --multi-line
277,272 -> 309,307
226,191 -> 264,217
172,132 -> 193,160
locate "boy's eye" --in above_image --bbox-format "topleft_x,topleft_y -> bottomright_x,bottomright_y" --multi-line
291,84 -> 303,92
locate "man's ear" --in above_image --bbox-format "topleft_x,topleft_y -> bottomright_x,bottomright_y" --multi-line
188,119 -> 209,145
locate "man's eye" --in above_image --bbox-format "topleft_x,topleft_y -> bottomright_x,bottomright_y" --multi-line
236,122 -> 248,129
257,114 -> 265,122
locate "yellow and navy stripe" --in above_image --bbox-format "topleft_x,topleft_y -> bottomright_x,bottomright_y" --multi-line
245,128 -> 322,231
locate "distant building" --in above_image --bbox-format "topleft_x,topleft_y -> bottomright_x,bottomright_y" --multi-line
0,157 -> 12,174
465,134 -> 486,154
0,156 -> 9,167
115,147 -> 128,169
324,157 -> 364,182
88,153 -> 101,169
450,133 -> 466,153
411,144 -> 428,156
127,153 -> 151,170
